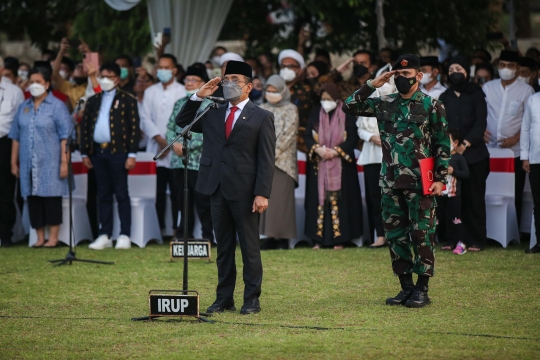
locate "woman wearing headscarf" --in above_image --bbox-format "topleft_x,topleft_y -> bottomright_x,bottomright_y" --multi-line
9,65 -> 71,248
259,75 -> 299,249
439,56 -> 489,252
304,82 -> 363,249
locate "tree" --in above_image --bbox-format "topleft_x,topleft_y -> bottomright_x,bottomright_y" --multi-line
219,0 -> 498,57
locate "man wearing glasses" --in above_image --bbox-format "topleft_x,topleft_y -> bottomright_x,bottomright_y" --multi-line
483,50 -> 534,230
80,62 -> 141,250
176,60 -> 276,315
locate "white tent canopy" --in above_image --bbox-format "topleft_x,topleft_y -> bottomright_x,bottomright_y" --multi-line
104,0 -> 233,66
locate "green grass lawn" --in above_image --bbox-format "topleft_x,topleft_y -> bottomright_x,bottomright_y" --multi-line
1,240 -> 539,359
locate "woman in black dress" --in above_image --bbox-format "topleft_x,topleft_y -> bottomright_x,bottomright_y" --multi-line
439,56 -> 490,252
304,82 -> 363,249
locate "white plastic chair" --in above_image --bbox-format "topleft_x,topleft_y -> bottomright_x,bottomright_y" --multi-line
485,148 -> 520,248
28,152 -> 93,246
112,152 -> 162,248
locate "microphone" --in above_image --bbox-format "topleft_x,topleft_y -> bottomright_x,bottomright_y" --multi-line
205,96 -> 228,104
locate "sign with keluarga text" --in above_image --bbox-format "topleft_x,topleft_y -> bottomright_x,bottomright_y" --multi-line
170,240 -> 211,260
148,290 -> 199,318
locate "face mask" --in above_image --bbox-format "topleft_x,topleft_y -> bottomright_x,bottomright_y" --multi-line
2,77 -> 13,84
157,69 -> 173,83
18,70 -> 28,80
265,92 -> 282,104
420,73 -> 432,85
206,69 -> 214,80
321,100 -> 337,113
120,67 -> 129,80
59,70 -> 69,80
449,73 -> 466,86
222,82 -> 243,101
73,77 -> 87,85
29,83 -> 47,97
212,56 -> 221,65
517,76 -> 530,84
279,68 -> 297,82
395,75 -> 417,94
498,68 -> 516,81
250,89 -> 262,100
353,64 -> 368,78
186,89 -> 199,97
99,77 -> 116,92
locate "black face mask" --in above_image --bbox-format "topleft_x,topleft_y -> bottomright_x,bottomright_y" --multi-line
353,64 -> 369,78
395,75 -> 417,94
449,73 -> 466,86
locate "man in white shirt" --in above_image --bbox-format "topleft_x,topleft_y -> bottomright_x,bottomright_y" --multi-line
521,92 -> 540,253
0,56 -> 25,247
419,56 -> 446,100
483,50 -> 535,228
139,54 -> 186,234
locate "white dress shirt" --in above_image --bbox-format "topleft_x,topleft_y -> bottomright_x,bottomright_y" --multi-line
420,81 -> 446,100
483,79 -> 534,157
521,92 -> 540,164
0,79 -> 24,137
190,93 -> 250,130
139,81 -> 186,167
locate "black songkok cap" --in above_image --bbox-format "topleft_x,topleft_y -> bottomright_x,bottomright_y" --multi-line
224,60 -> 252,79
499,50 -> 520,63
420,56 -> 439,68
185,66 -> 208,82
393,54 -> 420,70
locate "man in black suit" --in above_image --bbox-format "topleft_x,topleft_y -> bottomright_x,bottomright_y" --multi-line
177,61 -> 276,314
80,62 -> 140,250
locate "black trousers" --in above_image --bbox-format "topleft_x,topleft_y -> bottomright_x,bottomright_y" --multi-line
156,167 -> 179,231
514,157 -> 527,229
210,186 -> 262,300
86,168 -> 99,239
27,196 -> 62,229
173,168 -> 214,241
529,164 -> 540,241
462,157 -> 490,248
0,136 -> 17,242
436,195 -> 465,247
363,163 -> 384,240
91,149 -> 131,236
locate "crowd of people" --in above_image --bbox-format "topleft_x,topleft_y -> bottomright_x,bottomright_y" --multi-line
0,37 -> 539,257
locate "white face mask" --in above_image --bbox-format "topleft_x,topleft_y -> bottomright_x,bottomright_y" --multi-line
186,89 -> 199,97
265,92 -> 282,104
498,68 -> 516,81
212,56 -> 221,65
320,100 -> 337,113
29,83 -> 47,97
18,70 -> 28,80
279,68 -> 297,82
59,70 -> 69,80
2,76 -> 13,84
517,76 -> 530,84
99,77 -> 116,92
420,72 -> 432,85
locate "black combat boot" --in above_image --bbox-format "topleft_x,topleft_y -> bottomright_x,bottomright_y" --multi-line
386,274 -> 414,305
405,285 -> 431,308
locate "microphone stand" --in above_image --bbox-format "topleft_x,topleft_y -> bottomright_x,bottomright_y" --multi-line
49,112 -> 113,266
154,101 -> 219,293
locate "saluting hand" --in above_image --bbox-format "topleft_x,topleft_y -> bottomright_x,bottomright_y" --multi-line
196,77 -> 221,98
371,70 -> 396,88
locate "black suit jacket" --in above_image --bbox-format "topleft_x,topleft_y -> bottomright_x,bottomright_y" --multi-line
177,99 -> 276,202
80,88 -> 140,156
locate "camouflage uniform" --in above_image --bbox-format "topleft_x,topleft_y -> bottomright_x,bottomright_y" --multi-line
343,84 -> 450,277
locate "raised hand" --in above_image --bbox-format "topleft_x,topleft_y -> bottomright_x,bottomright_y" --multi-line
196,77 -> 221,99
371,70 -> 396,88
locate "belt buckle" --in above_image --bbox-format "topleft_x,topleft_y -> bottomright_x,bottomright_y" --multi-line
100,143 -> 109,149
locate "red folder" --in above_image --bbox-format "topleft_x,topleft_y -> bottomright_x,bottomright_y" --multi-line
419,157 -> 446,195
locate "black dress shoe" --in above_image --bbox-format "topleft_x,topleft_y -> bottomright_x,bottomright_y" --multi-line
405,286 -> 431,308
1,239 -> 13,248
240,297 -> 261,315
386,286 -> 414,305
525,244 -> 540,254
206,298 -> 236,313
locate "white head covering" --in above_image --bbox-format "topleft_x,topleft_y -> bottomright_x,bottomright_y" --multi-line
278,49 -> 305,69
219,52 -> 244,66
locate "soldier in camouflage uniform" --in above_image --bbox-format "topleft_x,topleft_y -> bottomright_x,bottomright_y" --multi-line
343,54 -> 450,308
